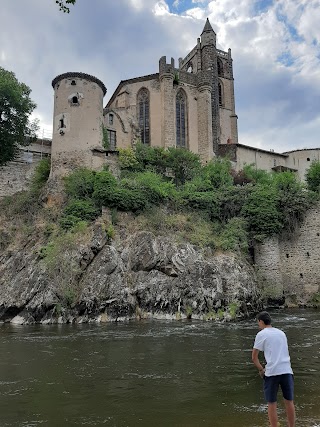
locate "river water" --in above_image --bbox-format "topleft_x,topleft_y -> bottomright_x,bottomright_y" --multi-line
0,309 -> 319,427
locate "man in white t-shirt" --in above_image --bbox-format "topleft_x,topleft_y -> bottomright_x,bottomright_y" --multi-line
252,311 -> 295,427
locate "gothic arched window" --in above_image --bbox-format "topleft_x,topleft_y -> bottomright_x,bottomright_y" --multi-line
218,81 -> 223,106
217,58 -> 224,77
137,88 -> 150,144
176,90 -> 187,148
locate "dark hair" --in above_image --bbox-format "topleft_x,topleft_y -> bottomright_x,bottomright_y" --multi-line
256,311 -> 272,325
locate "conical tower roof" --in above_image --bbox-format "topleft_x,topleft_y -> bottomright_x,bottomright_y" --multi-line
201,18 -> 215,34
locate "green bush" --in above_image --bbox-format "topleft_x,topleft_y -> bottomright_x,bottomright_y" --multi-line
64,168 -> 96,199
92,170 -> 118,207
59,214 -> 85,230
218,186 -> 251,222
243,164 -> 273,185
64,199 -> 100,221
166,147 -> 201,185
121,171 -> 176,204
201,158 -> 233,189
31,158 -> 50,192
241,184 -> 282,239
182,191 -> 220,219
306,161 -> 320,192
219,218 -> 249,252
118,147 -> 140,170
109,188 -> 148,212
135,143 -> 168,174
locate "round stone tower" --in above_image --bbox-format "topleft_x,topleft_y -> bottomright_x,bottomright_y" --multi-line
51,72 -> 107,178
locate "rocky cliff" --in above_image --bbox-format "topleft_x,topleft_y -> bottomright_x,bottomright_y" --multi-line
0,224 -> 261,324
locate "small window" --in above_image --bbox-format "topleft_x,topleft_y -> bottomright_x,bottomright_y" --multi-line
71,80 -> 76,86
217,58 -> 223,76
59,117 -> 65,129
307,157 -> 310,161
109,114 -> 114,126
72,96 -> 78,104
218,82 -> 223,106
107,130 -> 116,150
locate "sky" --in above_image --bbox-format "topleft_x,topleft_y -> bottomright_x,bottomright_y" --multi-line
1,0 -> 320,152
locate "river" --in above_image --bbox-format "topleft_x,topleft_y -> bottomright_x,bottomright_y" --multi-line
0,309 -> 319,426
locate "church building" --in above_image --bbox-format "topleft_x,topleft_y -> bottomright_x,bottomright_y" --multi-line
104,18 -> 238,163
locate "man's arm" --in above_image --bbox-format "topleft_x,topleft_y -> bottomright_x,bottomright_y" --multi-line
252,348 -> 265,377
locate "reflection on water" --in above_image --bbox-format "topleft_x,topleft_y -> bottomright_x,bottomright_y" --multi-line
0,309 -> 319,426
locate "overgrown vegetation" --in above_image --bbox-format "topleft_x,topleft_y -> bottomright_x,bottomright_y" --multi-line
1,145 -> 319,259
54,144 -> 318,252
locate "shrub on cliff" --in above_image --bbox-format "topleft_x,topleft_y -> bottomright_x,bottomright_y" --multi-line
121,171 -> 176,204
64,168 -> 96,200
60,200 -> 101,229
30,158 -> 50,192
306,161 -> 320,192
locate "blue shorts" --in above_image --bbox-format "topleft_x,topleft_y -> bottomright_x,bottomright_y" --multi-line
263,374 -> 294,403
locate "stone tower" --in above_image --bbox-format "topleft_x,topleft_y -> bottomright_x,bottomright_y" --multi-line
51,72 -> 107,178
200,18 -> 220,154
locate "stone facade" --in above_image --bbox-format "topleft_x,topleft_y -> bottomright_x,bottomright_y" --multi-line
51,72 -> 107,178
105,19 -> 238,163
255,203 -> 320,304
0,140 -> 51,198
218,144 -> 320,182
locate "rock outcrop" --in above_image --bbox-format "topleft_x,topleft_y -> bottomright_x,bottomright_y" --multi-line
0,227 -> 261,324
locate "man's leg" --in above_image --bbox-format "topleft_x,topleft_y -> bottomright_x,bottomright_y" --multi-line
280,374 -> 295,427
283,399 -> 295,427
268,402 -> 278,427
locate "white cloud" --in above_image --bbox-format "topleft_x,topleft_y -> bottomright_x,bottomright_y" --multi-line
153,0 -> 170,15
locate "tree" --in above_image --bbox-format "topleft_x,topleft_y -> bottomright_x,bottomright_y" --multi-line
0,67 -> 39,166
55,0 -> 76,13
305,161 -> 320,192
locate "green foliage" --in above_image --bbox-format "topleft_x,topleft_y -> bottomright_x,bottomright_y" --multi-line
118,148 -> 140,170
106,224 -> 115,240
243,164 -> 272,185
201,158 -> 233,189
60,156 -> 316,252
218,186 -> 251,222
59,215 -> 85,231
0,191 -> 40,218
185,306 -> 192,319
60,199 -> 99,231
41,226 -> 88,307
182,191 -> 220,219
166,147 -> 201,185
121,171 -> 176,204
102,125 -> 109,150
91,170 -> 117,207
306,161 -> 320,192
109,188 -> 148,212
64,199 -> 100,221
273,172 -> 311,232
64,168 -> 96,199
135,143 -> 168,174
219,218 -> 249,252
242,184 -> 282,240
228,301 -> 240,319
0,67 -> 39,166
30,158 -> 51,192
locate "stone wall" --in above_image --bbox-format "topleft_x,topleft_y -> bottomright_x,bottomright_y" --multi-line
0,155 -> 43,198
255,203 -> 320,304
